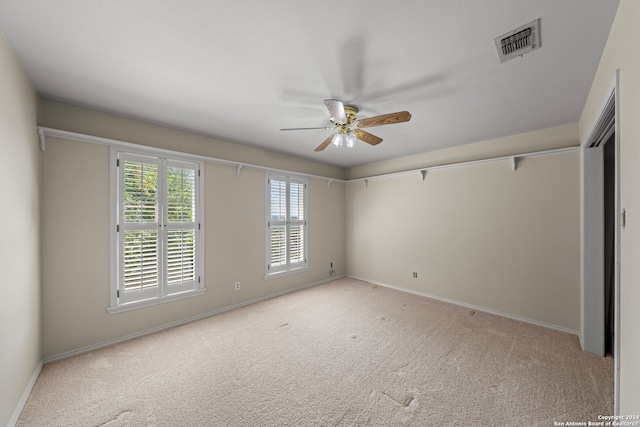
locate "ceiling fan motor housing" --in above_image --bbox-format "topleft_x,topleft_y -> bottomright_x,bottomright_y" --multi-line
331,104 -> 359,127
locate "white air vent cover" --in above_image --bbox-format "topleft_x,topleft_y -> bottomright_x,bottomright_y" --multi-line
494,18 -> 541,63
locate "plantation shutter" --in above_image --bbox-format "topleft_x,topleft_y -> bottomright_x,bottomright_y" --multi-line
267,174 -> 307,275
268,176 -> 288,274
119,153 -> 162,303
165,160 -> 198,293
288,178 -> 306,268
117,153 -> 201,305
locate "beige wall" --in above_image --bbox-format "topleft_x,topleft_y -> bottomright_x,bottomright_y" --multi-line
39,99 -> 345,181
347,123 -> 578,180
0,35 -> 40,426
346,127 -> 581,332
579,0 -> 640,413
39,107 -> 345,359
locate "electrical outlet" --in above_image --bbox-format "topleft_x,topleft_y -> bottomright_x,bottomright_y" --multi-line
413,272 -> 418,278
235,282 -> 240,290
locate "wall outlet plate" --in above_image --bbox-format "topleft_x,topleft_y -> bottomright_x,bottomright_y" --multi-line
235,282 -> 240,290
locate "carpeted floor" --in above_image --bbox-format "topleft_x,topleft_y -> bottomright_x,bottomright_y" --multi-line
17,278 -> 613,426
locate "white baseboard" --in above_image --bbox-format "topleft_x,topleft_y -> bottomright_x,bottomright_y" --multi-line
346,275 -> 579,336
7,360 -> 43,427
44,275 -> 344,364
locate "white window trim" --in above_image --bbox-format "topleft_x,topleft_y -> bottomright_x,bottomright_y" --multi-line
107,288 -> 207,315
108,147 -> 206,314
265,173 -> 308,279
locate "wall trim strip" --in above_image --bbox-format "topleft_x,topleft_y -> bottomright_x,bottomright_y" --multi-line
37,126 -> 578,185
37,126 -> 347,184
346,146 -> 579,183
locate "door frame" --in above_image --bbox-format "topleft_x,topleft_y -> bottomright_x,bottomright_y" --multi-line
580,69 -> 620,413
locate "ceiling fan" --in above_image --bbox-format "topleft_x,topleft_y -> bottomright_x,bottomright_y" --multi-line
280,99 -> 411,152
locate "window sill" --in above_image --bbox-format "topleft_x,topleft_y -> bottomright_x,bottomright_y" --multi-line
107,288 -> 207,315
264,266 -> 308,281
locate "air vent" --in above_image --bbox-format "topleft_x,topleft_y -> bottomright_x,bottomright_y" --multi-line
494,18 -> 541,63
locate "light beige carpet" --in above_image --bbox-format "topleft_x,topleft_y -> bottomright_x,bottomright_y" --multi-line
18,278 -> 613,426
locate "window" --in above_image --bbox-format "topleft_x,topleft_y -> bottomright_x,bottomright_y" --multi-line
266,174 -> 307,277
110,150 -> 205,313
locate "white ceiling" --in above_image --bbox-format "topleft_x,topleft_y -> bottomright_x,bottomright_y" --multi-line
0,1 -> 619,168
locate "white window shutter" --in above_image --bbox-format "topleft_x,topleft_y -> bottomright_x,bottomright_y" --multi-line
115,152 -> 203,306
164,160 -> 198,293
120,154 -> 161,303
266,174 -> 307,276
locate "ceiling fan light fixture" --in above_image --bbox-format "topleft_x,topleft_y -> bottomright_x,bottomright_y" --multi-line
332,132 -> 344,148
345,131 -> 357,148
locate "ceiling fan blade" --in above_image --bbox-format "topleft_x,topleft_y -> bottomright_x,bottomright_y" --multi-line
324,99 -> 348,125
353,129 -> 383,146
356,111 -> 412,128
314,135 -> 334,152
280,126 -> 335,131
